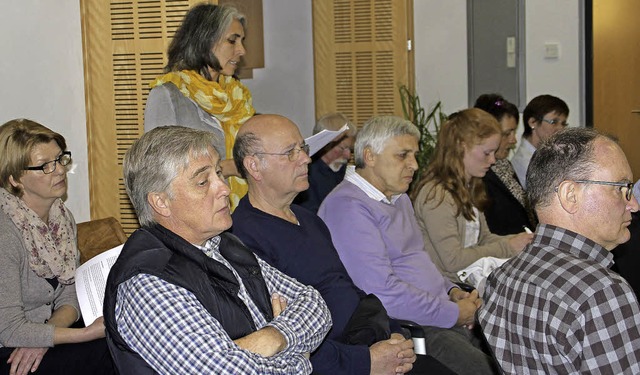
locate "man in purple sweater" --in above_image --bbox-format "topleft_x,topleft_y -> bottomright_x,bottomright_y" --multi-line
318,116 -> 498,375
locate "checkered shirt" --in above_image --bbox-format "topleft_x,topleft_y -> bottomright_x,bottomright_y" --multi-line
479,224 -> 640,374
114,236 -> 331,374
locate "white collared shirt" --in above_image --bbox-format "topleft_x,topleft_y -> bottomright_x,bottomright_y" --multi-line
464,207 -> 481,248
511,138 -> 536,189
344,166 -> 402,205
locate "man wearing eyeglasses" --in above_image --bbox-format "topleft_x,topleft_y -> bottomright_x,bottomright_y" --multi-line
231,114 -> 444,375
479,127 -> 640,374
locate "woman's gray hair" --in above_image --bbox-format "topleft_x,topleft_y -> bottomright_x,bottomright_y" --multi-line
165,4 -> 246,80
123,126 -> 221,227
354,116 -> 420,168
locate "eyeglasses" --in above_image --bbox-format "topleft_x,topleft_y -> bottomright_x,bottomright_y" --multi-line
335,144 -> 352,153
253,143 -> 310,162
24,151 -> 72,174
540,118 -> 569,127
501,129 -> 516,138
574,179 -> 634,201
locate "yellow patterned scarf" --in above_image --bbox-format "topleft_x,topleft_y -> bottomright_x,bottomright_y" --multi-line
151,70 -> 255,209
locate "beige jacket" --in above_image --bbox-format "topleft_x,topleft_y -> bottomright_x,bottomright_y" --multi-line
413,182 -> 514,281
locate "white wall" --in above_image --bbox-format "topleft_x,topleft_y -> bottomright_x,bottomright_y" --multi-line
243,0 -> 316,136
525,0 -> 582,127
414,1 -> 470,115
0,0 -> 90,222
414,0 -> 583,130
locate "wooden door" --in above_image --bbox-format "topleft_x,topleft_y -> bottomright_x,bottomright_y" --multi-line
313,0 -> 414,127
593,0 -> 640,179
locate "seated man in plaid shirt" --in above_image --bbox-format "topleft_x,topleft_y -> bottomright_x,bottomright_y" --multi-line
479,127 -> 640,374
103,126 -> 331,374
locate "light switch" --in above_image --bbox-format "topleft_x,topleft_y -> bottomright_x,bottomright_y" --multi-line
507,37 -> 516,53
544,43 -> 560,59
506,37 -> 516,68
507,53 -> 516,68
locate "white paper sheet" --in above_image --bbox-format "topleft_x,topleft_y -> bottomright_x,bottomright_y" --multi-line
75,245 -> 123,324
305,124 -> 349,157
457,256 -> 509,296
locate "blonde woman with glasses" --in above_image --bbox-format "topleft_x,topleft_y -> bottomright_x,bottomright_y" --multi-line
0,119 -> 114,375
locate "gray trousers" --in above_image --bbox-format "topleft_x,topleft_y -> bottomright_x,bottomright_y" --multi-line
421,325 -> 500,375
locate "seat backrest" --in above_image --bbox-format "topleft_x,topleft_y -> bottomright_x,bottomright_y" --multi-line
77,217 -> 127,263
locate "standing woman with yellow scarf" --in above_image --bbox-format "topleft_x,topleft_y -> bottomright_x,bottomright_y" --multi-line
144,4 -> 255,209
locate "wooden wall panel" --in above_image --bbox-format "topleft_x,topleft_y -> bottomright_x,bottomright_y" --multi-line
313,0 -> 413,127
81,0 -> 201,234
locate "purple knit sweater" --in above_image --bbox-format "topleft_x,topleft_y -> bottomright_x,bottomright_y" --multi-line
318,180 -> 459,328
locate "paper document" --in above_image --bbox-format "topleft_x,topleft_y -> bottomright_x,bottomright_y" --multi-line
305,124 -> 349,157
75,245 -> 123,324
457,256 -> 509,296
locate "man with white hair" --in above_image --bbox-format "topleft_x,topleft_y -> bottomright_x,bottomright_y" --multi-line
319,116 -> 498,375
479,128 -> 640,374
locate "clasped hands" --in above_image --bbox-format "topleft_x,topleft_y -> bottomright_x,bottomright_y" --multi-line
450,288 -> 482,329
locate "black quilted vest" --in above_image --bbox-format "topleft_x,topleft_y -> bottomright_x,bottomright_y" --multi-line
103,225 -> 273,374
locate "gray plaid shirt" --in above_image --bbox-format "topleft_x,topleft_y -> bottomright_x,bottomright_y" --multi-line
114,236 -> 331,374
479,224 -> 640,374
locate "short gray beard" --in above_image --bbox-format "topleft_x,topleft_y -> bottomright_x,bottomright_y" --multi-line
328,158 -> 348,172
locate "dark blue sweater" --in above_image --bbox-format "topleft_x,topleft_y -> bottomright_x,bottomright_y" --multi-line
293,157 -> 346,213
231,196 -> 371,375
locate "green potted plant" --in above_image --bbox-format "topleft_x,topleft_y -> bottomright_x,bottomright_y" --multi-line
399,85 -> 447,191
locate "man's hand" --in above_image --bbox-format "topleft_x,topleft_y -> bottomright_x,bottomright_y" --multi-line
454,289 -> 482,329
8,347 -> 49,375
271,293 -> 287,318
233,293 -> 290,357
448,287 -> 469,302
369,333 -> 416,375
233,326 -> 287,357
